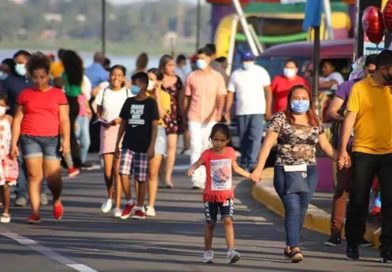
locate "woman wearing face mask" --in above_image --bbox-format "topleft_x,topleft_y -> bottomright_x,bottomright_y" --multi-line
145,68 -> 171,216
95,65 -> 132,217
250,85 -> 338,263
159,55 -> 184,189
271,59 -> 309,113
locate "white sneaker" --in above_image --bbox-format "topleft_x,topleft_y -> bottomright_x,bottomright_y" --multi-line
0,213 -> 10,223
145,206 -> 156,217
40,192 -> 48,206
113,208 -> 122,218
227,249 -> 240,264
203,250 -> 214,263
101,199 -> 113,213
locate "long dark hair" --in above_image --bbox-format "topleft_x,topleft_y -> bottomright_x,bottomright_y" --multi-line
209,123 -> 233,147
158,54 -> 183,90
147,68 -> 163,81
158,54 -> 173,74
285,84 -> 320,127
62,50 -> 83,86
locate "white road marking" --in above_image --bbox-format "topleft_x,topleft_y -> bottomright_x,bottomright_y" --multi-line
173,164 -> 190,171
1,232 -> 98,272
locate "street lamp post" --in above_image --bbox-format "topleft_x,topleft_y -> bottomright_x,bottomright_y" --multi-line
102,0 -> 106,54
196,0 -> 201,50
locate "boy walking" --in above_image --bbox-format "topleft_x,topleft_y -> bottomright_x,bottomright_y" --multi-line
115,72 -> 159,220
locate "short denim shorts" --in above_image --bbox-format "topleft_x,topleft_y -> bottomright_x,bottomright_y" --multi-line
20,135 -> 61,160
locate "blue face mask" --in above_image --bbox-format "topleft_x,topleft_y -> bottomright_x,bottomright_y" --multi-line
290,99 -> 310,114
196,59 -> 208,70
131,85 -> 141,95
0,71 -> 8,80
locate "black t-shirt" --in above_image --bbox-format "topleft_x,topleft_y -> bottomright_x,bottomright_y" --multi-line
119,96 -> 159,153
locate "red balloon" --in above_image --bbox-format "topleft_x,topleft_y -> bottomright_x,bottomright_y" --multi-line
362,6 -> 385,44
383,0 -> 392,32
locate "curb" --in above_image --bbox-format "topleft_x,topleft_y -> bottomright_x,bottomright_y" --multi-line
251,168 -> 380,248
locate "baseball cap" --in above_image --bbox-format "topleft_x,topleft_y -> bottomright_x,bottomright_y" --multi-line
240,50 -> 255,61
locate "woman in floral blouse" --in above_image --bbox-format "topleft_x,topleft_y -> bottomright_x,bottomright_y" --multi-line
251,84 -> 338,263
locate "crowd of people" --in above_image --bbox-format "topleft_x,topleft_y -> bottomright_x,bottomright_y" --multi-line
0,43 -> 391,265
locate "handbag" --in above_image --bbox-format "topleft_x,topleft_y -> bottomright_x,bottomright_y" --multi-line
283,164 -> 309,194
2,156 -> 19,182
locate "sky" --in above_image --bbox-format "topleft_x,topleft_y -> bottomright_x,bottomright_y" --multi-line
108,0 -> 207,5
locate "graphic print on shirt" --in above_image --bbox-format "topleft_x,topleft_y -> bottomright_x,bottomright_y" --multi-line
129,104 -> 145,127
210,158 -> 232,191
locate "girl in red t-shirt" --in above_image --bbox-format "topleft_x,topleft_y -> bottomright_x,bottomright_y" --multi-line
187,123 -> 252,264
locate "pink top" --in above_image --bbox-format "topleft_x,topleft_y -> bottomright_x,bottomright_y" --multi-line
78,94 -> 87,116
201,146 -> 236,203
17,87 -> 68,136
185,69 -> 227,123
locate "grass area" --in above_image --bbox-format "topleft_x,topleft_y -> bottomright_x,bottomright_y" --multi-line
0,38 -> 198,56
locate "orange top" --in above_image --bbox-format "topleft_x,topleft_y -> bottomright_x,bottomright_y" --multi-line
185,68 -> 227,123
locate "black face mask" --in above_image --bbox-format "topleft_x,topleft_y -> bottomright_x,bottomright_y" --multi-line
383,72 -> 392,86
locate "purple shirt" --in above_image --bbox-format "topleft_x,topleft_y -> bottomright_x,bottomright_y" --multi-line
335,79 -> 359,147
335,79 -> 356,112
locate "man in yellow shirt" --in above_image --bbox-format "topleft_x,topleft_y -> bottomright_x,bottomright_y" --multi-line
339,50 -> 392,263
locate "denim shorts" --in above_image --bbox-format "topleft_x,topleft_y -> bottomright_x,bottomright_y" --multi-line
20,135 -> 61,160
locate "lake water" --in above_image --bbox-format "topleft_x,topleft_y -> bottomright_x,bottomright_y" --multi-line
0,49 -> 161,76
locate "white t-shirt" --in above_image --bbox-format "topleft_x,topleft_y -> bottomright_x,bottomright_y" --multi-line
319,71 -> 344,89
95,87 -> 133,122
227,65 -> 271,115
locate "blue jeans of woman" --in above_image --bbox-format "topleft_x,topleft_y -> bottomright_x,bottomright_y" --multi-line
274,165 -> 318,247
75,115 -> 91,163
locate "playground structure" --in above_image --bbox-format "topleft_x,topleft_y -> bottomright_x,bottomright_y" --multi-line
207,0 -> 356,58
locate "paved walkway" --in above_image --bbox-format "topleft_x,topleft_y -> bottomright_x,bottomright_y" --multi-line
0,155 -> 390,272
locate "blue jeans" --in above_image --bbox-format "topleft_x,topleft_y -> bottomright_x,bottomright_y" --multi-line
75,115 -> 91,163
274,165 -> 318,247
237,114 -> 265,171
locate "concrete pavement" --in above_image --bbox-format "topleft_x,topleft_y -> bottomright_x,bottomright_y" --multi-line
0,155 -> 390,272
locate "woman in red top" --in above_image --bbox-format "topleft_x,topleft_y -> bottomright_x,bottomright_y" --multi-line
11,53 -> 70,224
187,123 -> 251,264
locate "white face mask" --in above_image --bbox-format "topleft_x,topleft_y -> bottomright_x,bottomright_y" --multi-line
15,63 -> 27,76
0,106 -> 7,116
284,68 -> 297,79
147,79 -> 155,91
243,61 -> 254,70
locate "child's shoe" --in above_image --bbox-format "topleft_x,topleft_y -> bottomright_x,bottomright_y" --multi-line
145,206 -> 156,217
203,250 -> 214,263
227,249 -> 240,264
132,207 -> 146,220
121,201 -> 135,220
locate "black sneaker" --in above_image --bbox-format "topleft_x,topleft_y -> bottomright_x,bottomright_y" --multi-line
324,235 -> 341,247
358,238 -> 373,248
381,251 -> 392,263
346,245 -> 359,261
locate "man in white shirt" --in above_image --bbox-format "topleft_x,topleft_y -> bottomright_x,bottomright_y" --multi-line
225,50 -> 272,171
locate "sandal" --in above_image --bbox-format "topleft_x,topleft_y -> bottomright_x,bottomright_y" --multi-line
284,247 -> 291,259
289,248 -> 304,263
1,213 -> 10,224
